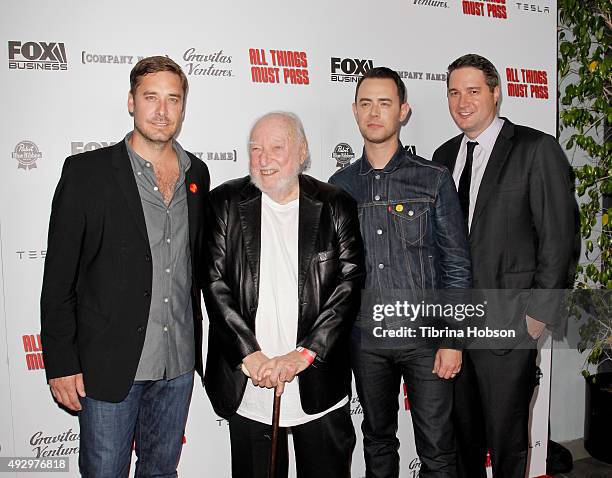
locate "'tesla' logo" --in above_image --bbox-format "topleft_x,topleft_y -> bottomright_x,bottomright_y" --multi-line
12,141 -> 42,170
331,57 -> 374,83
332,143 -> 355,169
8,41 -> 68,71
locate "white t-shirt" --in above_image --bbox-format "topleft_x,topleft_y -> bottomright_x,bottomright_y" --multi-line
237,192 -> 347,427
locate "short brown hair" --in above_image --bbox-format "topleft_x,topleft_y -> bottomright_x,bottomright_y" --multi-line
129,56 -> 188,97
355,67 -> 407,104
447,54 -> 500,92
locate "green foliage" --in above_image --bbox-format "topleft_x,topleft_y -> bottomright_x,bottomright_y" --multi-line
559,0 -> 612,374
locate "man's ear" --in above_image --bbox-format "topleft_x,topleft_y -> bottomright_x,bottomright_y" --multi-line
400,102 -> 411,122
127,91 -> 134,116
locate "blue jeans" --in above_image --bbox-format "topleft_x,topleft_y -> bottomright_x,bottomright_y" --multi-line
78,371 -> 194,478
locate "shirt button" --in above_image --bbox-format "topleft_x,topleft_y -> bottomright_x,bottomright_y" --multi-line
166,210 -> 170,215
408,210 -> 414,216
374,195 -> 381,201
165,268 -> 171,274
166,238 -> 171,243
145,162 -> 151,168
375,174 -> 381,180
164,298 -> 169,303
153,186 -> 159,191
377,229 -> 383,235
137,171 -> 142,176
163,326 -> 168,332
378,263 -> 385,269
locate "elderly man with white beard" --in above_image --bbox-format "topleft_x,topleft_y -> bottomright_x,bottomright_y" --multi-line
202,112 -> 365,478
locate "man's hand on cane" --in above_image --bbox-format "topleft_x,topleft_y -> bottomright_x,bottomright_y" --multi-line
242,348 -> 316,396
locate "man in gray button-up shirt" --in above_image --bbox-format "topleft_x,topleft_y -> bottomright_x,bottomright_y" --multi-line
127,134 -> 195,380
41,56 -> 210,478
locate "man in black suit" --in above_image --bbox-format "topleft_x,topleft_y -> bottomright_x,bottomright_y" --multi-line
41,56 -> 209,477
203,112 -> 364,477
432,54 -> 579,478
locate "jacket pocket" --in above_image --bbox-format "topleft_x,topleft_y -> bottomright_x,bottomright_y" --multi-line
390,202 -> 428,247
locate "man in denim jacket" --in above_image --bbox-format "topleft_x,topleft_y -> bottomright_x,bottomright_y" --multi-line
329,67 -> 471,478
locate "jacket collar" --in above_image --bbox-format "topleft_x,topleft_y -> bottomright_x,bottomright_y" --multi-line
111,140 -> 149,242
237,174 -> 323,302
358,143 -> 405,175
110,138 -> 201,256
470,117 -> 515,233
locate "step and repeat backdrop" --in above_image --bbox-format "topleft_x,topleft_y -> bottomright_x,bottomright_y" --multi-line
1,1 -> 557,476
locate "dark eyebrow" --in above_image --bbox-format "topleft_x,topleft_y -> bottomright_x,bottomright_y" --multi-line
358,97 -> 393,102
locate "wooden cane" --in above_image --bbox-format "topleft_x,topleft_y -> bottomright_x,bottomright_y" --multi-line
269,388 -> 282,478
241,364 -> 282,478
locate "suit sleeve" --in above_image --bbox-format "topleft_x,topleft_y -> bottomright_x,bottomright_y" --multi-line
202,192 -> 260,368
40,157 -> 85,380
298,193 -> 365,362
526,134 -> 580,325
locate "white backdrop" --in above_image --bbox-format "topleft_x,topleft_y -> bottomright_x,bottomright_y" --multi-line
1,1 -> 557,476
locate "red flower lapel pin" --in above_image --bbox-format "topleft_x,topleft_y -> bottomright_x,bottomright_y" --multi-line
189,183 -> 198,194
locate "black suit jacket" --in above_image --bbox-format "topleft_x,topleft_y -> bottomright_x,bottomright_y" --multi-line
41,140 -> 210,402
433,118 -> 579,340
202,175 -> 364,418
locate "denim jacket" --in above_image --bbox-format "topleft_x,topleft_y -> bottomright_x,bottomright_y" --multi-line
329,144 -> 471,294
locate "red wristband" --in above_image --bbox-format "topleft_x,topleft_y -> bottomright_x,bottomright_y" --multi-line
296,346 -> 315,365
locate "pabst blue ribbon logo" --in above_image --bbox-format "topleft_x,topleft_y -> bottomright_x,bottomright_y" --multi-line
12,141 -> 42,170
332,143 -> 355,169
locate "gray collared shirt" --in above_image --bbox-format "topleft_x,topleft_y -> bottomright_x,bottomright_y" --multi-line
125,133 -> 194,380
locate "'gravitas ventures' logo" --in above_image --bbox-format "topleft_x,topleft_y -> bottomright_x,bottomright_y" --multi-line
8,41 -> 67,71
183,48 -> 233,78
331,57 -> 374,83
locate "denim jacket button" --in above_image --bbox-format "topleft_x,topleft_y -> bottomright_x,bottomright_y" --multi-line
374,195 -> 381,201
378,263 -> 385,269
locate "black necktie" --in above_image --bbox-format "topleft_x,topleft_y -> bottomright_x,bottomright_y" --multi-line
458,141 -> 478,224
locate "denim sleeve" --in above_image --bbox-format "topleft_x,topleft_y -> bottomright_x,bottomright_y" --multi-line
433,170 -> 472,289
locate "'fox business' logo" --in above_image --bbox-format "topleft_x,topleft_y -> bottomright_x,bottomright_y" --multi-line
331,57 -> 374,83
8,41 -> 68,71
71,141 -> 116,155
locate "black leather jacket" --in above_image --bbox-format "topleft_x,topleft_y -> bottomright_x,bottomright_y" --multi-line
202,174 -> 365,418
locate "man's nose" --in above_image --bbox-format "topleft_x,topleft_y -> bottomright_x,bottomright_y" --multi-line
157,99 -> 168,116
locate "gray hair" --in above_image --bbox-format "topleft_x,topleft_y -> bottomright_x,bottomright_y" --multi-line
249,111 -> 311,173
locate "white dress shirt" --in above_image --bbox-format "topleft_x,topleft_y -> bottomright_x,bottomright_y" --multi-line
452,116 -> 505,231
